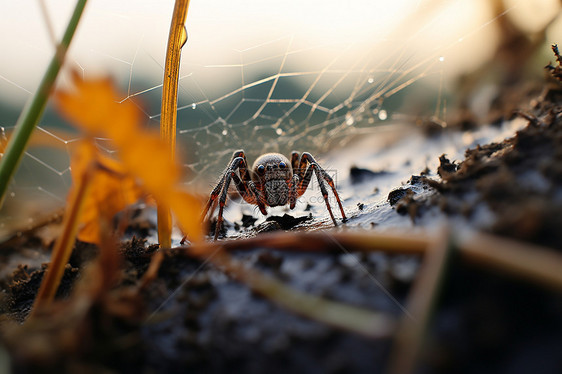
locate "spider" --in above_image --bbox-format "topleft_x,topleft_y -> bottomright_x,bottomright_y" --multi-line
203,150 -> 347,240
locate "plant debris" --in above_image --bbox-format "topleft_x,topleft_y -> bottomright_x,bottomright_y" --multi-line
406,83 -> 562,249
546,44 -> 562,83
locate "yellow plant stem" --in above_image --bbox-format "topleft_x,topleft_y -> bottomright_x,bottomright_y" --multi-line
158,0 -> 191,248
30,163 -> 94,317
157,206 -> 173,249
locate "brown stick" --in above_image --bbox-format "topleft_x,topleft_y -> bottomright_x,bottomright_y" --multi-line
186,229 -> 562,291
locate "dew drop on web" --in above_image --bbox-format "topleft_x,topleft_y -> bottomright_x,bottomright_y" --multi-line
378,110 -> 388,121
191,103 -> 196,109
345,114 -> 354,126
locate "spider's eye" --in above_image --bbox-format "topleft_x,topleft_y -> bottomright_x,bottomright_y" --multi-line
257,165 -> 265,175
279,161 -> 287,169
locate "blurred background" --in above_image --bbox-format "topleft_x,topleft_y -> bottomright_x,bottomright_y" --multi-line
0,0 -> 561,219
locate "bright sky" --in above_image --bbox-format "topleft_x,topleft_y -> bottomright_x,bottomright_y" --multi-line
0,0 -> 559,107
0,0 -> 560,206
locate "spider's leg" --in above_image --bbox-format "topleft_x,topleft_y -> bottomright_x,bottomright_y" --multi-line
202,177 -> 225,220
231,162 -> 267,215
215,155 -> 271,239
204,151 -> 247,230
232,150 -> 251,183
232,174 -> 266,213
214,156 -> 245,240
294,161 -> 337,223
250,181 -> 267,215
204,149 -> 246,219
231,173 -> 255,204
184,151 -> 261,243
230,150 -> 267,214
313,165 -> 338,225
214,178 -> 230,240
181,173 -> 225,244
289,151 -> 302,210
296,164 -> 314,197
291,151 -> 302,178
232,174 -> 267,215
206,199 -> 219,222
289,174 -> 299,209
300,152 -> 347,223
298,152 -> 310,180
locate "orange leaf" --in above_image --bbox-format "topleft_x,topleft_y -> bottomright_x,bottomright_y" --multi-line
56,73 -> 139,138
56,73 -> 203,243
57,73 -> 181,195
69,140 -> 144,244
117,132 -> 180,197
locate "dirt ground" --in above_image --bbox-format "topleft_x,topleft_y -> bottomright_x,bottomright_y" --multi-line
2,54 -> 562,373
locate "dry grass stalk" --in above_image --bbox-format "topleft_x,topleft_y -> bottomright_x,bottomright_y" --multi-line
193,229 -> 562,291
157,0 -> 192,248
386,228 -> 453,374
30,163 -> 94,317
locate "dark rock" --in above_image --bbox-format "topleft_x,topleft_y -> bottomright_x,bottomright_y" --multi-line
388,188 -> 413,206
349,166 -> 389,184
265,214 -> 312,230
241,214 -> 258,227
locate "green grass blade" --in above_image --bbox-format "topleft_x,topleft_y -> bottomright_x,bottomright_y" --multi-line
0,0 -> 88,207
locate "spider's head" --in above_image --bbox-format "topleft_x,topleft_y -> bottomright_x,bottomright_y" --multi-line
253,153 -> 292,207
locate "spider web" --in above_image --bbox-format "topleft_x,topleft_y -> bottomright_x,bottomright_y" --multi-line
0,0 -> 545,230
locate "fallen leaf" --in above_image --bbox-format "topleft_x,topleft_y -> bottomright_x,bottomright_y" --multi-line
69,140 -> 144,244
56,73 -> 203,243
